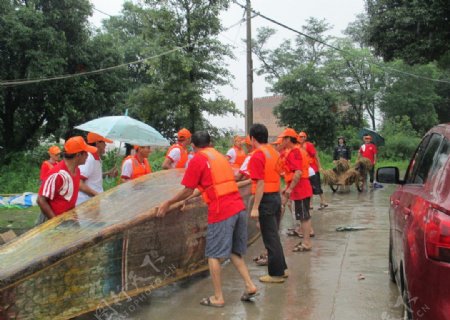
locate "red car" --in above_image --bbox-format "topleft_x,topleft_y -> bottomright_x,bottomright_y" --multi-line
377,123 -> 450,320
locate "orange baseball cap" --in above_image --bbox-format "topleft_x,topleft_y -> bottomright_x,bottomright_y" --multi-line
64,136 -> 97,154
87,132 -> 113,144
48,146 -> 61,155
298,131 -> 307,138
280,128 -> 298,139
178,128 -> 192,140
271,137 -> 283,145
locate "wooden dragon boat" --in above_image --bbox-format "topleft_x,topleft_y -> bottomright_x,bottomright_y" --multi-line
0,169 -> 257,320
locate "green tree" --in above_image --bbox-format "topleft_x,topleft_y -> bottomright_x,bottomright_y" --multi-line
273,65 -> 338,148
379,60 -> 442,135
380,115 -> 421,160
0,0 -> 127,161
252,18 -> 338,148
104,0 -> 241,140
366,0 -> 450,65
326,39 -> 385,130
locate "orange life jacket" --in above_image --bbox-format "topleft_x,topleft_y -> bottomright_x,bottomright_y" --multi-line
129,156 -> 152,180
277,147 -> 290,177
166,143 -> 189,168
44,160 -> 56,170
198,148 -> 239,204
232,146 -> 247,169
251,144 -> 281,194
284,146 -> 310,182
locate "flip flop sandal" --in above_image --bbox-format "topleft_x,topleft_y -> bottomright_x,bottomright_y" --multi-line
255,257 -> 268,266
240,290 -> 259,301
318,204 -> 329,210
286,230 -> 300,237
252,253 -> 265,262
298,233 -> 315,238
292,244 -> 312,252
200,297 -> 225,308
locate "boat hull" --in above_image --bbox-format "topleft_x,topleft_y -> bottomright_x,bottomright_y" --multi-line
0,169 -> 257,320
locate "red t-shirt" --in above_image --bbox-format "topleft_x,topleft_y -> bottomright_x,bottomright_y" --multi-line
248,150 -> 266,181
285,148 -> 313,200
359,143 -> 377,164
39,160 -> 81,216
182,152 -> 245,224
304,142 -> 319,172
40,161 -> 58,182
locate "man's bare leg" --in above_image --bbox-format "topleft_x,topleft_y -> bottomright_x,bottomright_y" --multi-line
230,254 -> 257,294
208,258 -> 225,304
301,219 -> 313,249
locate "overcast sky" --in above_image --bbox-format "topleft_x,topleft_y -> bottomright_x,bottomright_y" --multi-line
90,0 -> 365,131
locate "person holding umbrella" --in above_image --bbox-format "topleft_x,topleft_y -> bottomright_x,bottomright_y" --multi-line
357,134 -> 378,188
120,145 -> 152,183
76,133 -> 117,205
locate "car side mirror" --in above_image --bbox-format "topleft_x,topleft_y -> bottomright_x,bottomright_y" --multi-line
377,167 -> 403,184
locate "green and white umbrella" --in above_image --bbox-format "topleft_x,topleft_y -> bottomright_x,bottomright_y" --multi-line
75,116 -> 169,147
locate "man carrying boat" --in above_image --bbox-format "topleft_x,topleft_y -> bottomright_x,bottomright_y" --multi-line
76,132 -> 116,205
120,145 -> 152,182
248,123 -> 288,283
157,131 -> 258,308
37,136 -> 96,224
162,128 -> 192,169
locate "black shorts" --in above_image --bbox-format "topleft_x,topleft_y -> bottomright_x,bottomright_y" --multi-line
309,172 -> 323,195
294,198 -> 311,221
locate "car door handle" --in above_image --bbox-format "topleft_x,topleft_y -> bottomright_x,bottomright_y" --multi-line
403,207 -> 411,216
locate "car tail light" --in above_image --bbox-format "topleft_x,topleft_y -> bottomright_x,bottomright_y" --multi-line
425,208 -> 450,263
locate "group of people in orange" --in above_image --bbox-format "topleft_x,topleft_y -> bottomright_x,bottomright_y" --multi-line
226,127 -> 328,265
37,124 -> 326,308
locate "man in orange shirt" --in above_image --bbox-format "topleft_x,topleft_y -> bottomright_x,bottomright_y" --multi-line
77,133 -> 116,205
40,146 -> 61,183
162,128 -> 192,169
157,131 -> 257,307
120,145 -> 152,182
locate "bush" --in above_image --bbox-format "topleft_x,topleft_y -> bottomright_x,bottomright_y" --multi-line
379,116 -> 421,160
0,145 -> 56,193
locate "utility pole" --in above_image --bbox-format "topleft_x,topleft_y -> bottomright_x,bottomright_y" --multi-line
245,0 -> 253,135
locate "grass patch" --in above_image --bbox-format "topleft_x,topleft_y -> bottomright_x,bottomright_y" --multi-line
0,206 -> 40,233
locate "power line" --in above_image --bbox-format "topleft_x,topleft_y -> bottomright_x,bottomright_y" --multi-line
232,0 -> 450,85
0,18 -> 246,87
92,6 -> 113,18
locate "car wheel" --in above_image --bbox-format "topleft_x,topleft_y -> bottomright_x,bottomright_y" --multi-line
389,235 -> 396,284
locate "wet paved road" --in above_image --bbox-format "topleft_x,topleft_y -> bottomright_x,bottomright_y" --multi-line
83,186 -> 404,320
